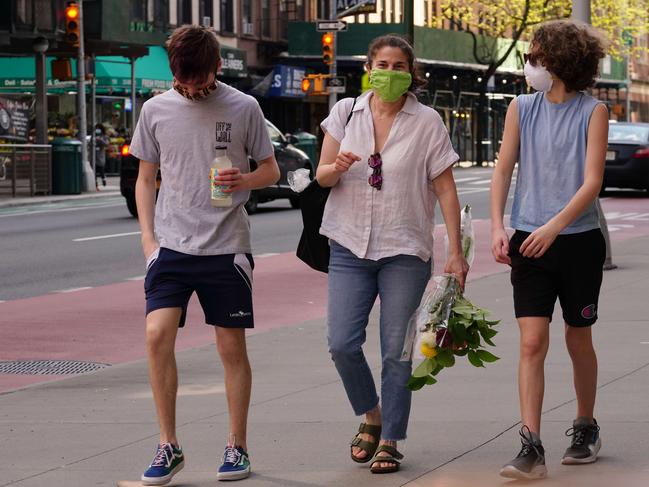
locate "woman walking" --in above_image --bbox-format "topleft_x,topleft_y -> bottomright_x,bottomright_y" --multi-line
491,20 -> 608,480
316,34 -> 469,474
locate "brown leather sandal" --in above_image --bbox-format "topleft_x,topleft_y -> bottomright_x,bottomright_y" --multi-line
350,423 -> 382,463
369,444 -> 404,474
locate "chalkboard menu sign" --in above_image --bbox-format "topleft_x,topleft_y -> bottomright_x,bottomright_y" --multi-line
0,97 -> 30,141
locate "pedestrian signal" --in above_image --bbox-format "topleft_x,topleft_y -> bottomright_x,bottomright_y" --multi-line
65,1 -> 81,47
322,32 -> 334,65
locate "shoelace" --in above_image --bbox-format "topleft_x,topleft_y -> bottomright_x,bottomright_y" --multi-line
517,425 -> 542,458
223,446 -> 241,465
565,423 -> 600,446
151,444 -> 173,467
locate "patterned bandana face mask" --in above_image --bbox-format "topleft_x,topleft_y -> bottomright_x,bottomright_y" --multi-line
173,78 -> 218,101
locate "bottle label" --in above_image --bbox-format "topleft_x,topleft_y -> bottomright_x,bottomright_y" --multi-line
210,167 -> 228,200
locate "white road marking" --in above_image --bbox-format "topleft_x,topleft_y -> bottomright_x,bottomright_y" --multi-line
0,201 -> 123,218
53,287 -> 93,293
468,179 -> 493,185
454,176 -> 482,183
457,187 -> 490,195
255,253 -> 280,258
125,276 -> 145,281
74,231 -> 141,242
640,342 -> 649,345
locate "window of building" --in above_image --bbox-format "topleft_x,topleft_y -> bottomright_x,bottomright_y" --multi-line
261,0 -> 270,37
178,0 -> 192,24
35,0 -> 53,30
279,0 -> 288,39
153,0 -> 167,28
14,0 -> 32,27
199,0 -> 213,26
242,0 -> 254,36
220,0 -> 234,33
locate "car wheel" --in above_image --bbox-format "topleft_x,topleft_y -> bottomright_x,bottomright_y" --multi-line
126,195 -> 138,218
289,196 -> 300,209
245,191 -> 259,214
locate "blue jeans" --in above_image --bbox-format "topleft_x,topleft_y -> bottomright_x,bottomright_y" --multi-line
327,241 -> 431,440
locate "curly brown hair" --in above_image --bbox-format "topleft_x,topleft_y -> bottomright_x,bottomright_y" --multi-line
529,20 -> 607,92
366,35 -> 428,92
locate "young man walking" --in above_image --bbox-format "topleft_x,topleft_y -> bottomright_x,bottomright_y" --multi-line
130,25 -> 279,485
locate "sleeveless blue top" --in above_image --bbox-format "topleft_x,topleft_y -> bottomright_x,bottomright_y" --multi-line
511,91 -> 602,234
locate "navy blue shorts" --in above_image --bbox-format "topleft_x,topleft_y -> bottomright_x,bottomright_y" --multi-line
144,248 -> 254,328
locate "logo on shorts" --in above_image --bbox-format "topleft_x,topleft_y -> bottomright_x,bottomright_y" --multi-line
229,310 -> 252,318
581,304 -> 597,320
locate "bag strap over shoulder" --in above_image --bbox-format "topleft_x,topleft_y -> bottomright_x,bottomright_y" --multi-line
345,98 -> 357,128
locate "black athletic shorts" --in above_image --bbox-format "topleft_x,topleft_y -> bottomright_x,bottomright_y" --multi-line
509,229 -> 605,326
144,247 -> 254,328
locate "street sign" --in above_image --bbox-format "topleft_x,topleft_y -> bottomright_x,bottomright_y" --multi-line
327,76 -> 346,93
316,20 -> 347,32
337,0 -> 377,17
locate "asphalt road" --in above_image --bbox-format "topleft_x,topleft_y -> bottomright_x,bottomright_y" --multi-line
0,167 -> 500,301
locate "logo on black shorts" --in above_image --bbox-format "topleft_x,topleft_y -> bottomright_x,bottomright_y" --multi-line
581,304 -> 597,320
230,310 -> 252,318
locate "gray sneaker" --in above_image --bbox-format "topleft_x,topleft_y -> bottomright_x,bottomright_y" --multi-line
562,418 -> 601,465
500,426 -> 547,480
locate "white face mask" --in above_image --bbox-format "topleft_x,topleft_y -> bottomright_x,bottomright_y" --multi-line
524,61 -> 553,92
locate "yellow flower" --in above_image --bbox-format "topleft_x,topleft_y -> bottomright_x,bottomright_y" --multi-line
420,343 -> 438,358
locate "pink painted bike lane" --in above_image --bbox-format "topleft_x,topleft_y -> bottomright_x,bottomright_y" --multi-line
1,196 -> 647,393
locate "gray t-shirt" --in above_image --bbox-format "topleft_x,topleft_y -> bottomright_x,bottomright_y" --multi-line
129,83 -> 274,256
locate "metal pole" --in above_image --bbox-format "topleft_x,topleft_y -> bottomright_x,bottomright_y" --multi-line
572,0 -> 591,23
626,56 -> 632,122
34,52 -> 48,145
572,0 -> 615,269
77,0 -> 95,192
90,69 -> 96,173
328,1 -> 337,112
404,0 -> 414,45
130,56 -> 137,135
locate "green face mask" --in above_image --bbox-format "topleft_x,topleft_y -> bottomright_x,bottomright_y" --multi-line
369,68 -> 412,102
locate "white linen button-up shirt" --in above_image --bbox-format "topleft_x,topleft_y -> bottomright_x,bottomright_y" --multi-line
319,90 -> 459,262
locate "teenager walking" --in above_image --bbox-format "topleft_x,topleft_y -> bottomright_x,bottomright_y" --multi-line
490,20 -> 608,480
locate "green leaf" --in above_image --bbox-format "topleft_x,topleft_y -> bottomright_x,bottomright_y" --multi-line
437,349 -> 456,367
425,376 -> 438,385
412,358 -> 435,377
451,321 -> 467,344
407,375 -> 428,391
431,363 -> 444,376
477,350 -> 500,362
467,350 -> 485,368
454,348 -> 469,356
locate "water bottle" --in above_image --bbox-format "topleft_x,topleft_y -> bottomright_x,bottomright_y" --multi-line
210,146 -> 232,207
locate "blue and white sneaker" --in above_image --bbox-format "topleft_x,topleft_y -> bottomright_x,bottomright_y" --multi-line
217,445 -> 251,481
141,442 -> 185,486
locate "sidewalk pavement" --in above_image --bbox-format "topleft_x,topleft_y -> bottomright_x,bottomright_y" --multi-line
2,232 -> 648,487
0,176 -> 121,209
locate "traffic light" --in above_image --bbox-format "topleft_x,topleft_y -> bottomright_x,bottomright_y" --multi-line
322,32 -> 334,65
65,1 -> 80,47
300,74 -> 329,96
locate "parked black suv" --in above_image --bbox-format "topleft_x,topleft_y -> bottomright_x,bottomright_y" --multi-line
120,120 -> 314,217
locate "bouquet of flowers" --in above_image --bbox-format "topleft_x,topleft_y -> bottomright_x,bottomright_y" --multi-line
401,205 -> 500,391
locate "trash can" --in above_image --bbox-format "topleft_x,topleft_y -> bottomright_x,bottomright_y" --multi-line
291,131 -> 318,166
51,138 -> 82,194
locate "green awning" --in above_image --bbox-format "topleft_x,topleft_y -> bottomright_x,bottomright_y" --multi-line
0,45 -> 247,95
